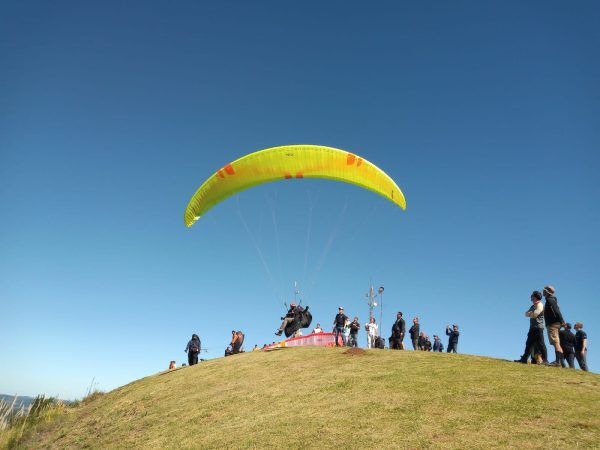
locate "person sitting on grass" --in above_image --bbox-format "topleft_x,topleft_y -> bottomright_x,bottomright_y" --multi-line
418,331 -> 426,351
424,335 -> 432,351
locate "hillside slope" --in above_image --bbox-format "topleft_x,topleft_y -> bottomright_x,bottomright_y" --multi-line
24,348 -> 600,449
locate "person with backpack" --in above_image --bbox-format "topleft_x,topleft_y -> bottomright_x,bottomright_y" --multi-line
446,324 -> 460,353
559,323 -> 576,369
349,317 -> 361,348
333,306 -> 348,347
514,290 -> 549,364
231,330 -> 244,354
409,317 -> 420,350
574,322 -> 588,371
543,285 -> 566,367
185,333 -> 201,366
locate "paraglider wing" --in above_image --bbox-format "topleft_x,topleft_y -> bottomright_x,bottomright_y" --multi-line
184,145 -> 406,227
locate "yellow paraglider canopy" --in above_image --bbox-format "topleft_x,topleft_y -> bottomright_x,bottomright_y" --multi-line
184,145 -> 406,227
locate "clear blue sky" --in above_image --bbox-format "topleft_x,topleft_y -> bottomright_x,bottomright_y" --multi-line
1,1 -> 598,399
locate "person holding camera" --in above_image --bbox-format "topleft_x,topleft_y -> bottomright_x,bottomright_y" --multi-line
349,317 -> 361,348
446,324 -> 460,353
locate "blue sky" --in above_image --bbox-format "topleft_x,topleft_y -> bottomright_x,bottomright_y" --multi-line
1,1 -> 599,399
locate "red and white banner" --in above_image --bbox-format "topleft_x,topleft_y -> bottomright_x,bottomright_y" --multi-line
266,332 -> 342,349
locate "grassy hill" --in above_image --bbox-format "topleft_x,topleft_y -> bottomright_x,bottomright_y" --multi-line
16,347 -> 600,449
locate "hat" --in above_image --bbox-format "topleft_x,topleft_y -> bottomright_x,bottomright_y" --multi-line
543,285 -> 555,295
531,290 -> 542,300
338,306 -> 344,310
290,302 -> 296,307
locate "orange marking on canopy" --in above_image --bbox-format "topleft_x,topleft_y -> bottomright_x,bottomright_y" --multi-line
296,172 -> 304,178
217,169 -> 225,178
224,164 -> 235,175
347,153 -> 356,165
284,172 -> 292,179
357,158 -> 363,167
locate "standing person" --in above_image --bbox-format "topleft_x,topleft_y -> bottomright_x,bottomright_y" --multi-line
390,312 -> 406,350
574,323 -> 589,371
349,317 -> 361,348
365,317 -> 379,349
185,333 -> 201,366
543,285 -> 566,367
409,317 -> 420,350
559,323 -> 576,369
432,335 -> 444,352
446,324 -> 460,353
275,302 -> 297,336
333,307 -> 348,347
514,291 -> 548,364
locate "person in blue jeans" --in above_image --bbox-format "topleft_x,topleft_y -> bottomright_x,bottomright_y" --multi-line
333,306 -> 348,347
446,324 -> 460,353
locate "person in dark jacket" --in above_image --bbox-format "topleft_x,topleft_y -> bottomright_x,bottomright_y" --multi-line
390,312 -> 406,350
185,333 -> 201,366
409,317 -> 420,350
559,323 -> 576,368
276,302 -> 297,336
446,325 -> 459,353
423,335 -> 432,351
574,322 -> 588,371
333,306 -> 349,347
515,291 -> 549,364
418,331 -> 426,351
432,335 -> 444,352
543,285 -> 566,367
349,317 -> 360,348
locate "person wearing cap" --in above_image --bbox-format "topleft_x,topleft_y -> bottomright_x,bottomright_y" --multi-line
333,307 -> 349,347
446,324 -> 460,353
409,317 -> 420,350
514,290 -> 548,364
275,302 -> 297,336
574,322 -> 588,371
542,285 -> 566,367
432,335 -> 444,352
559,323 -> 576,368
390,312 -> 405,350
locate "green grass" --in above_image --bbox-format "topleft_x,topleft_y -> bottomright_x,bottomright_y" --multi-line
17,348 -> 600,449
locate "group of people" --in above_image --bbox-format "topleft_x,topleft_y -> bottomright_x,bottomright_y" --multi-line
514,285 -> 588,370
182,284 -> 590,373
328,306 -> 460,353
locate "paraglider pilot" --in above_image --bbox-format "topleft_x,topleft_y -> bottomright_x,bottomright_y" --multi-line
276,303 -> 297,336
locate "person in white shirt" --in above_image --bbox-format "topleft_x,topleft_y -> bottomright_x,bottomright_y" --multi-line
312,323 -> 323,334
365,317 -> 379,349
